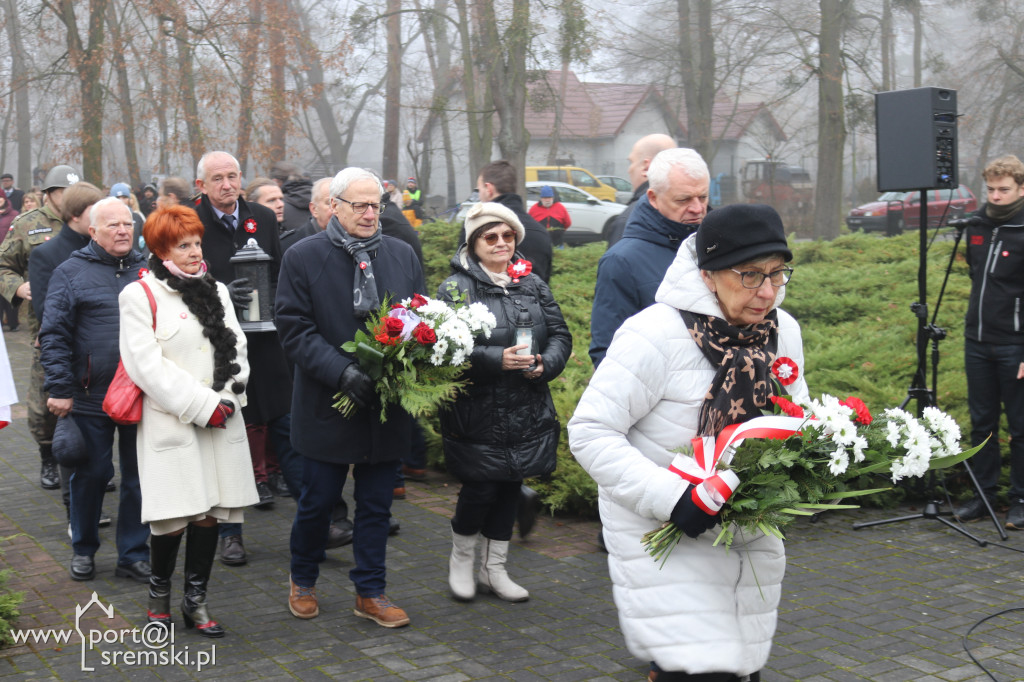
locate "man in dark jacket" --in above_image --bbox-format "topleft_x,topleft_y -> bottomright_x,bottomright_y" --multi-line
28,181 -> 105,518
281,177 -> 331,252
1,173 -> 23,211
605,134 -> 677,248
955,154 -> 1024,529
476,160 -> 553,283
589,147 -> 709,369
39,198 -> 150,583
271,161 -> 314,232
193,151 -> 298,565
276,167 -> 423,627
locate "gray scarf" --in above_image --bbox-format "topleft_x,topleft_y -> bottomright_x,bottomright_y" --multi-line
325,215 -> 383,318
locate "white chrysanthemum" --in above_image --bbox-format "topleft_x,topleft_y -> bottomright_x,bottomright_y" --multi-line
430,337 -> 449,366
883,407 -> 914,424
886,420 -> 902,448
437,318 -> 475,360
458,302 -> 498,337
851,435 -> 868,463
417,299 -> 455,324
830,419 -> 859,447
451,348 -> 467,365
828,448 -> 849,476
921,406 -> 961,456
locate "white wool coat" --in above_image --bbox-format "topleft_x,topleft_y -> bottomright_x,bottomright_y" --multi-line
568,235 -> 809,676
118,274 -> 258,524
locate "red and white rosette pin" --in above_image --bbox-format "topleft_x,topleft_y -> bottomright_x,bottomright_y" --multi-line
243,218 -> 258,233
507,259 -> 532,283
138,268 -> 149,278
771,356 -> 799,385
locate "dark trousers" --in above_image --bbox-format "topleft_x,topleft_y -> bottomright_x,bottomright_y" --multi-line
964,338 -> 1024,499
69,414 -> 149,565
220,413 -> 303,539
451,479 -> 520,541
651,663 -> 760,682
395,420 -> 427,486
290,456 -> 395,595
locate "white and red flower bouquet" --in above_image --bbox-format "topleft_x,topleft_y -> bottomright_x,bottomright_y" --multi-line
643,392 -> 983,564
332,293 -> 497,422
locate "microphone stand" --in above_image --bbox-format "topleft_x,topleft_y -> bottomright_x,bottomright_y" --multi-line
852,191 -> 1006,543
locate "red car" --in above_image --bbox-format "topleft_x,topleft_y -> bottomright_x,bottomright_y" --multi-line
846,185 -> 978,233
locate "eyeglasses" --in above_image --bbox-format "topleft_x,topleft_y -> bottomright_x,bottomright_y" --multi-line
482,230 -> 516,245
335,197 -> 381,214
729,267 -> 793,289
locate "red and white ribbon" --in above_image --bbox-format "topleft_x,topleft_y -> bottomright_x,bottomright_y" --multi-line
668,415 -> 806,514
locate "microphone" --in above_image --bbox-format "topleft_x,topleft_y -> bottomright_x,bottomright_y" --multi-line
947,216 -> 981,229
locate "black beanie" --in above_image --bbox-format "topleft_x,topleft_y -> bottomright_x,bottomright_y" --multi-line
695,203 -> 792,270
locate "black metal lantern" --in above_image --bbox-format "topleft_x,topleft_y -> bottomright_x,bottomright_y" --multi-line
229,237 -> 276,332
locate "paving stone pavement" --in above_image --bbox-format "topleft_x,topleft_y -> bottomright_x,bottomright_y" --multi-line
1,326 -> 1022,681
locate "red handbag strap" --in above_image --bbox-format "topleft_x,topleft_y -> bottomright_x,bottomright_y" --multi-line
138,280 -> 157,330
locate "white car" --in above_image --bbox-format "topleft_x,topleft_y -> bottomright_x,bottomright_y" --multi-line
597,175 -> 634,204
455,181 -> 625,245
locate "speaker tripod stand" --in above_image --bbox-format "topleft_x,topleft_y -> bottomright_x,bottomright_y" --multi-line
851,190 -> 1007,544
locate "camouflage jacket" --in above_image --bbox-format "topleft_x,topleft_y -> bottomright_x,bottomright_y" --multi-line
0,205 -> 62,334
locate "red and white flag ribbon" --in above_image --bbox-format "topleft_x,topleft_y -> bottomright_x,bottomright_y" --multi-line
668,415 -> 806,514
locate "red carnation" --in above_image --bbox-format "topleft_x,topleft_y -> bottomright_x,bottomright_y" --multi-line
770,395 -> 805,418
840,396 -> 872,425
384,316 -> 404,338
412,322 -> 437,344
374,329 -> 398,346
409,294 -> 429,309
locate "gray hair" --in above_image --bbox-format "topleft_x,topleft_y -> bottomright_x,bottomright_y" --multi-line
329,167 -> 383,201
89,196 -> 132,225
311,177 -> 332,202
196,151 -> 241,182
245,177 -> 276,203
647,148 -> 709,194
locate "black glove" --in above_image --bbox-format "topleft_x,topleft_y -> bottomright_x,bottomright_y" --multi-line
226,278 -> 253,307
206,399 -> 235,429
338,364 -> 375,410
670,489 -> 720,539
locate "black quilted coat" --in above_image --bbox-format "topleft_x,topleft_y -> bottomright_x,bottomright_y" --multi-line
437,247 -> 572,482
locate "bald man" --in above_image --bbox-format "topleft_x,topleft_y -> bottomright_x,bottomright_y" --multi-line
605,134 -> 677,248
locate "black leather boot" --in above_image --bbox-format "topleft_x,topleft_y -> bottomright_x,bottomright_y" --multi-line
147,532 -> 183,630
40,444 -> 59,489
180,524 -> 225,638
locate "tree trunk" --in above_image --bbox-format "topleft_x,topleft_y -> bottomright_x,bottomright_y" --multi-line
160,1 -> 204,171
289,0 -> 345,169
456,0 -> 492,183
546,65 -> 570,165
477,0 -> 531,196
106,0 -> 141,187
59,0 -> 107,182
4,0 -> 31,189
880,0 -> 892,91
814,0 -> 847,241
236,0 -> 262,175
382,0 -> 402,180
677,0 -> 715,161
267,0 -> 288,166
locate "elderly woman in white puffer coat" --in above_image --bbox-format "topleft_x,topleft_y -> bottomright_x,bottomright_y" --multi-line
569,204 -> 809,682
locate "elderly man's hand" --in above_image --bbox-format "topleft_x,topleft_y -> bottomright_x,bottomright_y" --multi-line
47,397 -> 73,418
15,281 -> 30,300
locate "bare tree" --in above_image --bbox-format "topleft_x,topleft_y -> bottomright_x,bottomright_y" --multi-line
814,0 -> 850,240
3,0 -> 32,188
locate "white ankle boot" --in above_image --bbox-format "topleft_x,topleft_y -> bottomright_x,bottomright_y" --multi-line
448,531 -> 478,601
477,538 -> 529,602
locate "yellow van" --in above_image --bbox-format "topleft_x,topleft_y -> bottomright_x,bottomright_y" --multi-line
525,166 -> 617,202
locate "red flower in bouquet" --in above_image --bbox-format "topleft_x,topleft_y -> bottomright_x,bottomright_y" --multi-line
508,259 -> 532,282
412,321 -> 436,344
770,395 -> 805,418
840,396 -> 872,425
771,357 -> 799,385
374,315 -> 406,345
408,294 -> 429,309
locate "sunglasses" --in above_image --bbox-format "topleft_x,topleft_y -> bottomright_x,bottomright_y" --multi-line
482,230 -> 516,245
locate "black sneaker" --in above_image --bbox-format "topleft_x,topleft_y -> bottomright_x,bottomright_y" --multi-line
953,497 -> 989,523
268,472 -> 291,498
1005,498 -> 1024,530
40,460 -> 60,489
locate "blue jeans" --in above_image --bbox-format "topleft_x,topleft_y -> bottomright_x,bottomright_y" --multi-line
964,338 -> 1024,499
69,414 -> 149,565
394,420 -> 427,486
220,414 -> 304,540
290,457 -> 395,594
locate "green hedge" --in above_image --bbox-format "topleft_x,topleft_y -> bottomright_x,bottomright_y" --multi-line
418,223 -> 980,516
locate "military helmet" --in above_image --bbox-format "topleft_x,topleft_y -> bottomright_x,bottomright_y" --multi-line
42,165 -> 81,192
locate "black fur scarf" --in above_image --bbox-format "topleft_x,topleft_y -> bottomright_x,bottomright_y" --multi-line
149,257 -> 245,395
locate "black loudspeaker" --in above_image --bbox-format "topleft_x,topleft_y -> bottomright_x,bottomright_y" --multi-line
875,87 -> 958,191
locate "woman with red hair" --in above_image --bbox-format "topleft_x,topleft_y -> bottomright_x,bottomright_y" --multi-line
117,205 -> 257,638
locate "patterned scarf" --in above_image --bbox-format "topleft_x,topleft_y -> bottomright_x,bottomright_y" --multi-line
681,309 -> 780,437
325,215 -> 383,319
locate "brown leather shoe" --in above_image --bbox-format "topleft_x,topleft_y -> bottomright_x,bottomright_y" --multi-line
288,577 -> 319,619
393,487 -> 406,500
401,466 -> 427,482
354,594 -> 409,628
